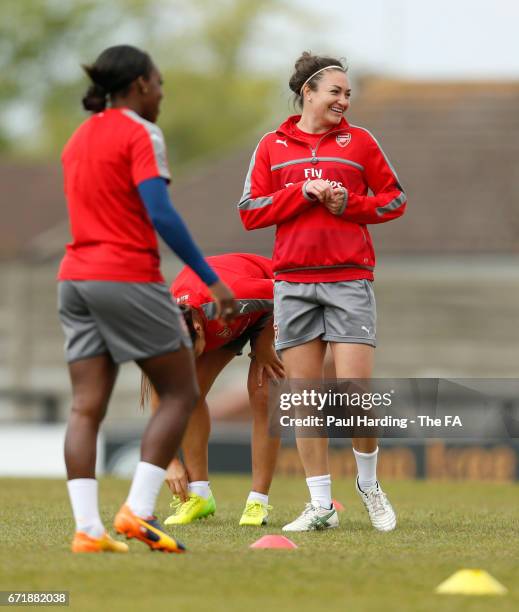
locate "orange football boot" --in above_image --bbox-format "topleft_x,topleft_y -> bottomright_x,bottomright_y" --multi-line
71,531 -> 129,553
114,504 -> 186,553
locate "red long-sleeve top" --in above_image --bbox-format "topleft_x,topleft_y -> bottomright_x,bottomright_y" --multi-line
238,115 -> 406,282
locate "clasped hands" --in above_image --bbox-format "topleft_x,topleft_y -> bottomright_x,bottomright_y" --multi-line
304,179 -> 347,216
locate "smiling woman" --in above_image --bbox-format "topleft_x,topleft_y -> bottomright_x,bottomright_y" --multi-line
238,50 -> 407,533
289,51 -> 350,125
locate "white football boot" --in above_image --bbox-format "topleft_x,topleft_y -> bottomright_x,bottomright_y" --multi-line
282,501 -> 339,532
356,477 -> 396,532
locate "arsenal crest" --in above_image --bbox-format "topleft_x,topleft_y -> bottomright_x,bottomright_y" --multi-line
216,327 -> 232,338
336,133 -> 351,148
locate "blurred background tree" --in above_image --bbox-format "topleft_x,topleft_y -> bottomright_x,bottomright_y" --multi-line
0,0 -> 301,169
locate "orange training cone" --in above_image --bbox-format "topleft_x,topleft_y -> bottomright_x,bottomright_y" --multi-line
250,535 -> 298,549
332,499 -> 345,511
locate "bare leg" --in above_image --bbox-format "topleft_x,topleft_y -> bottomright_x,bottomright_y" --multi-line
248,359 -> 281,494
331,342 -> 396,530
149,348 -> 235,481
180,400 -> 211,481
330,343 -> 376,453
64,354 -> 118,479
182,349 -> 236,481
137,347 -> 199,468
281,338 -> 328,477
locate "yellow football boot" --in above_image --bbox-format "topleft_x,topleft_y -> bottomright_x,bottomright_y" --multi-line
164,493 -> 216,525
239,501 -> 272,526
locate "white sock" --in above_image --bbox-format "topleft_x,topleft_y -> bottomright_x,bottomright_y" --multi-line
247,491 -> 269,505
306,474 -> 332,509
187,481 -> 211,499
353,447 -> 379,491
67,479 -> 105,538
126,461 -> 166,518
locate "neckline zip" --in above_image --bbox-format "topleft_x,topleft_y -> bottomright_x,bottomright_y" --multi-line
277,125 -> 349,162
310,128 -> 346,157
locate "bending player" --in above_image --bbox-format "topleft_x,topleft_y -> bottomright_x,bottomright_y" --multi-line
143,253 -> 284,526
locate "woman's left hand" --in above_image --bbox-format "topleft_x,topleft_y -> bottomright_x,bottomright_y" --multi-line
323,186 -> 347,215
253,339 -> 285,386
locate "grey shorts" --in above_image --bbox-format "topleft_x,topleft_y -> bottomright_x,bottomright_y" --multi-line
58,281 -> 191,364
273,280 -> 376,351
223,313 -> 272,356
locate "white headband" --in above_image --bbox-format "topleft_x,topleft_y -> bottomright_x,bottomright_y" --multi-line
299,65 -> 345,96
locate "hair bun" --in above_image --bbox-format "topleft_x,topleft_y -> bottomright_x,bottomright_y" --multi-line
82,83 -> 107,113
79,45 -> 153,114
289,51 -> 346,100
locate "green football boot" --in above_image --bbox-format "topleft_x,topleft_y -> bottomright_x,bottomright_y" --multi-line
164,493 -> 216,525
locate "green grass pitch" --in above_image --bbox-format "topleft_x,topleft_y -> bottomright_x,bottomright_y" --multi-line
1,476 -> 518,611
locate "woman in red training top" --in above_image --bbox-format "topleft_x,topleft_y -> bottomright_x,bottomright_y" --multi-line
145,253 -> 283,528
58,45 -> 235,554
238,51 -> 406,532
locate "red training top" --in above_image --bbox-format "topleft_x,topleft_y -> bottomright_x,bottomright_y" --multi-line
58,108 -> 171,282
172,253 -> 273,353
238,115 -> 406,282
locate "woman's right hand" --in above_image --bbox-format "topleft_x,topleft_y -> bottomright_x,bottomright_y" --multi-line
304,179 -> 334,203
208,280 -> 237,322
165,457 -> 189,501
323,186 -> 347,215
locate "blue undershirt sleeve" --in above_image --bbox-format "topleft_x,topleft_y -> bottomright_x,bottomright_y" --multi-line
137,177 -> 219,286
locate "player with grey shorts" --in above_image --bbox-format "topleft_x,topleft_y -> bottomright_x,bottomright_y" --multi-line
238,52 -> 406,533
57,44 -> 237,554
59,282 -> 191,364
274,280 -> 376,350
